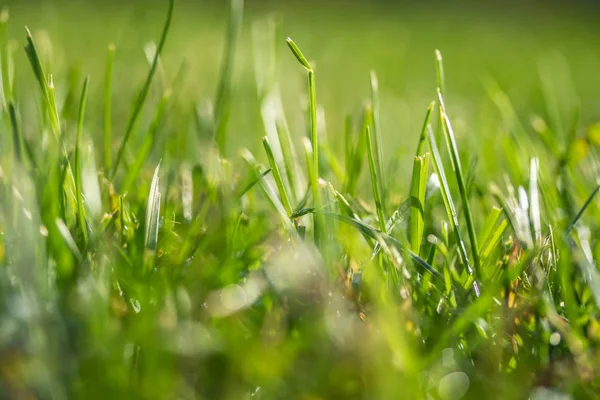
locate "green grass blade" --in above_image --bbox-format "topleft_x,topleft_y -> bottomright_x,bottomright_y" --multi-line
477,206 -> 503,245
74,76 -> 90,245
236,168 -> 272,198
47,74 -> 61,136
370,71 -> 387,216
144,163 -> 162,271
287,38 -> 322,248
286,37 -> 311,70
0,8 -> 12,104
275,113 -> 301,203
121,91 -> 170,194
438,89 -> 481,278
415,102 -> 435,158
56,218 -> 82,262
214,0 -> 244,153
345,106 -> 371,196
8,102 -> 30,168
366,126 -> 386,232
409,154 -> 430,256
566,184 -> 600,234
427,127 -> 480,296
434,49 -> 446,97
479,219 -> 509,273
24,28 -> 61,137
111,0 -> 174,179
241,149 -> 293,232
103,44 -> 115,172
263,136 -> 293,216
529,157 -> 542,245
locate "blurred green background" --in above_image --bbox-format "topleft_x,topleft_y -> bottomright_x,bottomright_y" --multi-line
5,0 -> 600,173
3,1 -> 600,399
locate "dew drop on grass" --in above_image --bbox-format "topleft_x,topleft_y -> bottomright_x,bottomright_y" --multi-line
550,332 -> 561,346
438,371 -> 469,400
220,284 -> 247,311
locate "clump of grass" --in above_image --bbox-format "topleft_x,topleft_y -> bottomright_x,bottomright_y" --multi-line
1,1 -> 600,399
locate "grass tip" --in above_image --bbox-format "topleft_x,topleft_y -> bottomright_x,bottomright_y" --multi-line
370,70 -> 378,89
286,37 -> 312,70
108,43 -> 116,52
435,49 -> 443,60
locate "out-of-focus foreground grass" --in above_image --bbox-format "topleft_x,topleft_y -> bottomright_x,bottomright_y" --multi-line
2,0 -> 600,399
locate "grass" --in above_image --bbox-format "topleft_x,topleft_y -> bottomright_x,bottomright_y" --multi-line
2,1 -> 600,399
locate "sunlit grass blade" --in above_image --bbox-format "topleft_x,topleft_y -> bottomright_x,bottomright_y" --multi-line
263,136 -> 293,216
479,218 -> 508,273
427,127 -> 479,296
121,91 -> 170,194
25,28 -> 62,137
438,89 -> 481,278
287,37 -> 322,248
529,157 -> 542,245
111,0 -> 174,179
286,37 -> 311,70
74,76 -> 90,245
370,71 -> 387,216
214,0 -> 244,153
409,154 -> 430,256
144,163 -> 162,272
103,44 -> 115,172
366,126 -> 386,232
56,218 -> 82,262
434,49 -> 445,97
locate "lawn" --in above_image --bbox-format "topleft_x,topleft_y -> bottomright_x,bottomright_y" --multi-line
1,0 -> 600,398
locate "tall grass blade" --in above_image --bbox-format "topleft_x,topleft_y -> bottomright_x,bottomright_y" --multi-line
529,157 -> 542,245
366,126 -> 386,232
144,163 -> 162,271
111,0 -> 174,178
25,29 -> 62,137
104,44 -> 115,172
214,0 -> 244,154
409,154 -> 430,256
0,8 -> 12,104
287,38 -> 322,248
438,89 -> 481,278
75,76 -> 90,244
434,49 -> 446,97
427,128 -> 480,296
370,71 -> 387,216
